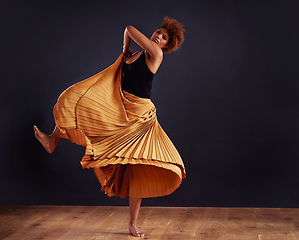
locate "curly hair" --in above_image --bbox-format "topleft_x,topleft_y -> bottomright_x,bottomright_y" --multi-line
157,17 -> 185,54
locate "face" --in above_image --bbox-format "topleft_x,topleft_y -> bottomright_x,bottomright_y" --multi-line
150,28 -> 169,49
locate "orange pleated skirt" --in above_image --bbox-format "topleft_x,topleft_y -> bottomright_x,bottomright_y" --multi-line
53,53 -> 186,198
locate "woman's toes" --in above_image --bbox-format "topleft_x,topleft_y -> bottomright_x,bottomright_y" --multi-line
129,224 -> 145,237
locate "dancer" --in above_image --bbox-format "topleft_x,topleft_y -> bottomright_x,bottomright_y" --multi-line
34,17 -> 186,237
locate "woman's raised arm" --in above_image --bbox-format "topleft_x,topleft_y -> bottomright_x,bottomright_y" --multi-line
123,25 -> 163,60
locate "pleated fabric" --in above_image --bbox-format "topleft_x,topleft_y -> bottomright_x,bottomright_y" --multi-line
53,53 -> 186,198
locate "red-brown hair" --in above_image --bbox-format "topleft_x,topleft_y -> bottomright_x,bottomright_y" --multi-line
157,17 -> 185,54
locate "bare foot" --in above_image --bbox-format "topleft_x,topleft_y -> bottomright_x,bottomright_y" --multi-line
33,125 -> 58,153
129,223 -> 145,237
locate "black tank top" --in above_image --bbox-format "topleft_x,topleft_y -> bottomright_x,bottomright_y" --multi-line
121,51 -> 154,99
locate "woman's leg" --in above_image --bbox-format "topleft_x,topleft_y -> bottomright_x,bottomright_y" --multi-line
33,125 -> 62,153
129,198 -> 145,237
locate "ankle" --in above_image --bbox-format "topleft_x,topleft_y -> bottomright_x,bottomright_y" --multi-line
129,221 -> 137,226
49,133 -> 60,143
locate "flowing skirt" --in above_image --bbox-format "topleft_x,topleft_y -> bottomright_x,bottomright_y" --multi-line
53,53 -> 186,198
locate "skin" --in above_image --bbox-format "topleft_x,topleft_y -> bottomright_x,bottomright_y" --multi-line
34,25 -> 170,238
33,125 -> 61,154
123,26 -> 169,74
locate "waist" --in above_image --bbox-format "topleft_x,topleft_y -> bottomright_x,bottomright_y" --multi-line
121,77 -> 153,99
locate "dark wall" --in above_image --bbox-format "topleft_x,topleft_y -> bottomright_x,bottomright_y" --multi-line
1,0 -> 298,207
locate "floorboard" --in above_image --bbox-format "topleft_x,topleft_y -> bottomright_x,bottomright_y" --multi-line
0,206 -> 298,240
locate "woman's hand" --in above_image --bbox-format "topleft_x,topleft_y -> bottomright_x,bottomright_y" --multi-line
123,47 -> 132,58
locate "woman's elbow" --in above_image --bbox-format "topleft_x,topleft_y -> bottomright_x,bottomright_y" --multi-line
125,25 -> 135,34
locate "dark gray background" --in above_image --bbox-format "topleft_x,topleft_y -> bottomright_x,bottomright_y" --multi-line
1,0 -> 298,207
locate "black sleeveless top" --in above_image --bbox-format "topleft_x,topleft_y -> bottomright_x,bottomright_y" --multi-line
121,51 -> 154,99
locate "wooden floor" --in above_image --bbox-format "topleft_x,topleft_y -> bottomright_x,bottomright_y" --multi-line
0,206 -> 298,240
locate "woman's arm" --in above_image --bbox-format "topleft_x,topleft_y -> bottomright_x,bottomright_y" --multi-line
123,28 -> 132,58
123,25 -> 163,60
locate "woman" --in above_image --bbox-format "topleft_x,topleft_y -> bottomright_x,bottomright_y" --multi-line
34,17 -> 186,237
